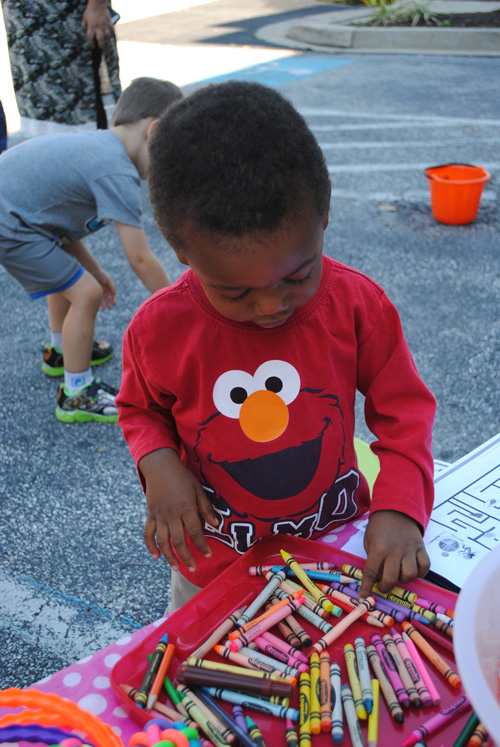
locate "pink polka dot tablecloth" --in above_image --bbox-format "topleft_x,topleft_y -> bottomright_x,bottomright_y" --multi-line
0,519 -> 366,746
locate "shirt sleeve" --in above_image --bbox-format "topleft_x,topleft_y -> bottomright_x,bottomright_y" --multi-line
92,174 -> 143,228
356,293 -> 436,532
117,319 -> 180,475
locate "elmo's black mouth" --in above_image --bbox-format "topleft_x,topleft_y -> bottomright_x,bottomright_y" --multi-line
208,419 -> 331,500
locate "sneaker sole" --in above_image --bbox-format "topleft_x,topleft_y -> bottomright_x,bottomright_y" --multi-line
42,351 -> 114,378
55,406 -> 118,423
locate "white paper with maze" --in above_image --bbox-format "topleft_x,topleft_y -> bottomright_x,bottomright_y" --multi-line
424,432 -> 500,588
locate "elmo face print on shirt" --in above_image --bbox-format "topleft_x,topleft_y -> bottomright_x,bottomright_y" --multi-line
192,360 -> 362,555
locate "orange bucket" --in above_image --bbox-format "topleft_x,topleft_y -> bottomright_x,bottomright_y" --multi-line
425,163 -> 490,225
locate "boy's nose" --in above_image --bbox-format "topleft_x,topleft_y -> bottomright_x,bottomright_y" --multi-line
252,287 -> 289,316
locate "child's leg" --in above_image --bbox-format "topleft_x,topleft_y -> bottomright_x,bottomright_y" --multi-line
46,292 -> 69,342
58,270 -> 102,375
44,286 -> 114,377
164,572 -> 202,616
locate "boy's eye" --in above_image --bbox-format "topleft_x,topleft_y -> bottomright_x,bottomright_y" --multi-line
218,269 -> 314,301
285,271 -> 313,285
220,289 -> 250,302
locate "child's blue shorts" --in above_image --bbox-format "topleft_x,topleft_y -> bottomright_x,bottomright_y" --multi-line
0,232 -> 83,298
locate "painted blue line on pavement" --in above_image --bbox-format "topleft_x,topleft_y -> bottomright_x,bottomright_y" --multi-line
199,56 -> 354,87
25,577 -> 141,628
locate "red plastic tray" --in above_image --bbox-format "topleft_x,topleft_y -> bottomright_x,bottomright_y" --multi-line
111,535 -> 470,746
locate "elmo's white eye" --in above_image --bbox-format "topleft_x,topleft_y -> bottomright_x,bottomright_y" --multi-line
213,369 -> 256,418
253,360 -> 300,405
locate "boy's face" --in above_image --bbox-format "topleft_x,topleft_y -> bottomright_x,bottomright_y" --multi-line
175,208 -> 329,328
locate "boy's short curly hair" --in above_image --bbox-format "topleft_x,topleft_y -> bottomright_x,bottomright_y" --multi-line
111,77 -> 183,126
148,81 -> 331,248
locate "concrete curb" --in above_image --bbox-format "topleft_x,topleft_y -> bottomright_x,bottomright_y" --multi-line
256,3 -> 500,56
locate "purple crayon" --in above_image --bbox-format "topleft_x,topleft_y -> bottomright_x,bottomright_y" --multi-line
371,633 -> 410,708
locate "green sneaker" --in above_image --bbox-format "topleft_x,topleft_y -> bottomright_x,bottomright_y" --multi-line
56,378 -> 118,423
42,339 -> 114,377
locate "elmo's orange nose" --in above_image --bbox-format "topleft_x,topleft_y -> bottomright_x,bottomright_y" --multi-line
239,390 -> 289,442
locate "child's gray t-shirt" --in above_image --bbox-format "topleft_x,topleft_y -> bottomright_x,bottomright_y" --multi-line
0,130 -> 143,244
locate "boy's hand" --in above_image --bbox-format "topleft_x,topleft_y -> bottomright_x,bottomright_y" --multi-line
94,269 -> 117,309
359,509 -> 430,600
139,448 -> 219,573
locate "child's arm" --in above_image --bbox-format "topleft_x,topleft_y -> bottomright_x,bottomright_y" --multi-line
63,239 -> 116,309
139,447 -> 219,572
115,222 -> 171,293
359,510 -> 430,600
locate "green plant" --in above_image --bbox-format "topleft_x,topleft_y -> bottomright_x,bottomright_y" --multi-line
364,0 -> 445,26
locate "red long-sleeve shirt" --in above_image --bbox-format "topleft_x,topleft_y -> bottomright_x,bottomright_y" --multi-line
117,256 -> 436,588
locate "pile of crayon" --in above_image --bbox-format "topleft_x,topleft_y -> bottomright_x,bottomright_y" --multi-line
119,548 -> 492,747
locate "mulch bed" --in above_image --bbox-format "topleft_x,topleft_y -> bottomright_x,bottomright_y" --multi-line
377,8 -> 500,26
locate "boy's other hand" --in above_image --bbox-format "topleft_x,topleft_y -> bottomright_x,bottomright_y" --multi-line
140,448 -> 219,573
95,269 -> 117,309
359,509 -> 430,600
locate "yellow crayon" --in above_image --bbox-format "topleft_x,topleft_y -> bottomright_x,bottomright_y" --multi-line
344,643 -> 368,720
309,652 -> 321,735
176,685 -> 232,747
186,656 -> 289,684
299,671 -> 311,747
341,563 -> 417,603
368,679 -> 380,747
281,549 -> 333,614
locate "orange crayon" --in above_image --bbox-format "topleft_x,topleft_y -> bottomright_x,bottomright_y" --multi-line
319,650 -> 332,732
229,591 -> 303,640
467,722 -> 488,747
147,641 -> 175,710
402,621 -> 461,688
313,597 -> 375,653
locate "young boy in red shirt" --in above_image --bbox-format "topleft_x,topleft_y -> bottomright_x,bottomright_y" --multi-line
117,81 -> 435,608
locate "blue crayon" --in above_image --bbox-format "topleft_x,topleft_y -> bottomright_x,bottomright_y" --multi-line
341,684 -> 365,747
236,567 -> 287,626
355,636 -> 374,715
330,662 -> 343,746
286,568 -> 345,584
191,686 -> 261,747
407,609 -> 431,625
201,686 -> 300,721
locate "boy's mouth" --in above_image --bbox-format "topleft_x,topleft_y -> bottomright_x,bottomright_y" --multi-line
254,311 -> 293,328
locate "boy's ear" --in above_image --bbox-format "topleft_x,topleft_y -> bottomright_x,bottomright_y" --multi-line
145,117 -> 158,140
173,248 -> 190,267
323,179 -> 332,230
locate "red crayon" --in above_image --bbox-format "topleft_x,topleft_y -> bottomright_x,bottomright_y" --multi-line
409,618 -> 454,654
402,622 -> 461,688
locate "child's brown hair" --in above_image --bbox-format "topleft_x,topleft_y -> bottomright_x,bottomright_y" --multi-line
111,77 -> 183,126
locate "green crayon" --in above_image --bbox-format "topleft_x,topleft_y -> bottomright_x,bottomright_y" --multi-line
245,716 -> 267,747
135,632 -> 168,708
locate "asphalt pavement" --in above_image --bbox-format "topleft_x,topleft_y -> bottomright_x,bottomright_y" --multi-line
0,0 -> 499,689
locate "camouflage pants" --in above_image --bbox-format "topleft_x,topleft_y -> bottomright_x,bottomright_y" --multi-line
2,0 -> 121,127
